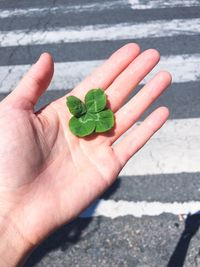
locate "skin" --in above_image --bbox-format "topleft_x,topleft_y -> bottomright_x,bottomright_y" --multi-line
0,43 -> 171,266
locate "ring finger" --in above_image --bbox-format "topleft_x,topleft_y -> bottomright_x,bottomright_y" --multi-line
109,71 -> 172,144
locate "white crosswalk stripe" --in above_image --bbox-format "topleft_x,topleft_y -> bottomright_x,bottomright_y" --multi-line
128,0 -> 200,9
0,1 -> 125,18
0,0 -> 199,19
0,54 -> 199,93
0,18 -> 199,47
120,118 -> 200,176
81,200 -> 200,218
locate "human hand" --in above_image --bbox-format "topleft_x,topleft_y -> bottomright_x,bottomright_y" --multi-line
0,43 -> 171,266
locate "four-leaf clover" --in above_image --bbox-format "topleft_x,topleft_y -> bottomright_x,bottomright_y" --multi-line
66,88 -> 114,137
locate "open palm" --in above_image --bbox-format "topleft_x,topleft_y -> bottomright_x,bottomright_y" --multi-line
0,44 -> 171,247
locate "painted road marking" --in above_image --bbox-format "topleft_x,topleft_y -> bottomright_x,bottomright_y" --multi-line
0,18 -> 199,47
0,0 -> 199,19
128,0 -> 200,9
0,54 -> 199,92
119,118 -> 200,176
0,1 -> 126,18
81,199 -> 200,218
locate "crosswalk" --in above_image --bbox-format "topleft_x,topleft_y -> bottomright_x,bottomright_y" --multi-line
0,1 -> 200,265
0,0 -> 200,218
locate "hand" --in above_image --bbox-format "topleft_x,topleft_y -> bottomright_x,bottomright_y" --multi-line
0,43 -> 171,266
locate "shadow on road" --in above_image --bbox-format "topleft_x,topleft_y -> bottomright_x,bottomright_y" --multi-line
167,212 -> 200,267
24,178 -> 121,267
24,217 -> 95,267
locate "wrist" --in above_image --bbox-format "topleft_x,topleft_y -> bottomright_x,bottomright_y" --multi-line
0,214 -> 33,267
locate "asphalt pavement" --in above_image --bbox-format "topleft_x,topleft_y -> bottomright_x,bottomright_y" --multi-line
0,0 -> 200,266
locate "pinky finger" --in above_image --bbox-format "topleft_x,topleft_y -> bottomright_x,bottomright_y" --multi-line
113,107 -> 169,168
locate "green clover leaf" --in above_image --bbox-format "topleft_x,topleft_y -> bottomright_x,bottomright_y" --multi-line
94,109 -> 114,133
66,95 -> 86,117
66,88 -> 114,137
69,113 -> 96,137
85,88 -> 106,113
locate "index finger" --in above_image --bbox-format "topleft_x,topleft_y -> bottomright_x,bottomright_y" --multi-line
57,43 -> 140,103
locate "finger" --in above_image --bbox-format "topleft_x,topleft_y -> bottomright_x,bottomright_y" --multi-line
113,107 -> 169,169
106,49 -> 160,112
8,53 -> 54,109
109,71 -> 172,144
57,43 -> 140,103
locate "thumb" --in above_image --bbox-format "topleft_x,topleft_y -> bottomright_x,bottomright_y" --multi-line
7,53 -> 54,109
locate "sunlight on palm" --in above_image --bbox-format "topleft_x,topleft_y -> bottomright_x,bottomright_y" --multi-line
0,43 -> 171,245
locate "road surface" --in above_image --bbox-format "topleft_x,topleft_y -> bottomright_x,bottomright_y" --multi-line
0,0 -> 200,266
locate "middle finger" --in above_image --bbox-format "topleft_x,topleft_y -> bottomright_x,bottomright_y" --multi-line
105,49 -> 160,112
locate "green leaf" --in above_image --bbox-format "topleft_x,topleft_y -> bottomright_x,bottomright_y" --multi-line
85,88 -> 106,113
94,109 -> 114,133
69,114 -> 96,137
67,89 -> 114,137
66,95 -> 86,117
